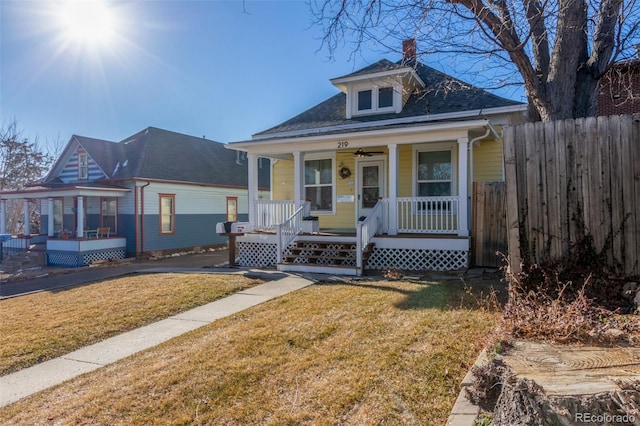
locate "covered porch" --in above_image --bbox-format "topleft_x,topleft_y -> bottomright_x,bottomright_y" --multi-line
235,196 -> 469,276
0,185 -> 129,267
228,118 -> 502,275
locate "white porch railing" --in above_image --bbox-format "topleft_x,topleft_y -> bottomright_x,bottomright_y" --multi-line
393,196 -> 460,234
276,203 -> 308,263
356,200 -> 384,272
254,200 -> 307,231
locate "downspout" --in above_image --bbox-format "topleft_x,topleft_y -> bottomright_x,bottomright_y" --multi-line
469,127 -> 492,187
139,181 -> 151,256
468,127 -> 492,231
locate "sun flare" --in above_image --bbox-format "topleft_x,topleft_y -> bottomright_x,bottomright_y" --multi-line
57,0 -> 116,46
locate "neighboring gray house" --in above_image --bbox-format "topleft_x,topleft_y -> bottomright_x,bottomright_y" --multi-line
0,127 -> 270,266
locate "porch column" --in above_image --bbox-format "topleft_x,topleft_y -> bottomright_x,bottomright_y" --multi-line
293,151 -> 304,206
247,153 -> 258,224
387,143 -> 398,235
457,137 -> 469,237
47,198 -> 54,237
23,199 -> 30,235
76,196 -> 84,238
0,199 -> 5,234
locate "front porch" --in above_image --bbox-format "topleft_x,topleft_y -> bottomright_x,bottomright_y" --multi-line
234,198 -> 470,276
1,233 -> 127,268
45,235 -> 127,267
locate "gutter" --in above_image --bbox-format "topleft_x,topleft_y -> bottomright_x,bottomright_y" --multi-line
242,104 -> 526,143
226,118 -> 492,153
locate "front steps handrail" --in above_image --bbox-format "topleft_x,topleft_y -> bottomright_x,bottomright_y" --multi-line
276,203 -> 308,263
356,200 -> 383,272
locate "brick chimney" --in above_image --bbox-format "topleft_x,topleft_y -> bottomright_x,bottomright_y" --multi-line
402,38 -> 416,61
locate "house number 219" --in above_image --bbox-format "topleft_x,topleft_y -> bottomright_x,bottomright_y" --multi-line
338,141 -> 349,149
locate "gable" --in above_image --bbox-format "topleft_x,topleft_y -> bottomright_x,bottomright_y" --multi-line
58,147 -> 106,183
43,135 -> 115,184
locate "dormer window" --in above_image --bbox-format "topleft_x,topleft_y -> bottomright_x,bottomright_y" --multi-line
330,60 -> 425,119
353,85 -> 398,116
357,86 -> 395,113
358,89 -> 373,111
378,87 -> 394,108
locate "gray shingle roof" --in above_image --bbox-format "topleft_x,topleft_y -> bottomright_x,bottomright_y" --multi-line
74,135 -> 123,178
46,128 -> 270,189
254,59 -> 523,138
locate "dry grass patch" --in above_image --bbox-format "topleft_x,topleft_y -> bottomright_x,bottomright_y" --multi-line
1,278 -> 500,425
0,273 -> 261,375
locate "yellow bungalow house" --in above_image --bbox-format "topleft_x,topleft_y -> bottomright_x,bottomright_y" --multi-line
226,40 -> 526,276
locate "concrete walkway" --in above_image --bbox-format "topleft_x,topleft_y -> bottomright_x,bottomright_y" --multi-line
0,270 -> 315,407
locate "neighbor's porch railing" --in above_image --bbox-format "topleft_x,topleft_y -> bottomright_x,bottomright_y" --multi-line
392,196 -> 460,234
254,200 -> 307,231
276,202 -> 310,263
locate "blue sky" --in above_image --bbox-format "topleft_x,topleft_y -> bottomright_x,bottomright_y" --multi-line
1,0 -> 522,152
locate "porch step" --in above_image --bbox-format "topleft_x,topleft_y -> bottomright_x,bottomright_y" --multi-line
279,239 -> 374,272
277,263 -> 361,276
0,251 -> 46,273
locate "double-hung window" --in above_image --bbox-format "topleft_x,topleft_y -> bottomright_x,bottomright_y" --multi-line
159,194 -> 175,234
304,157 -> 334,213
416,149 -> 454,212
78,153 -> 88,180
101,197 -> 117,232
226,197 -> 238,222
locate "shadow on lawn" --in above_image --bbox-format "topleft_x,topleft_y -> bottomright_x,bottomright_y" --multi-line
315,273 -> 507,312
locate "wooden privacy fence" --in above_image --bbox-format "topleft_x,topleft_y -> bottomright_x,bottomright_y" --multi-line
472,181 -> 507,268
504,114 -> 640,277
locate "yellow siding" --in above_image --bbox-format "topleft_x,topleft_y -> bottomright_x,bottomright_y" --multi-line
272,159 -> 294,200
323,151 -> 356,228
473,138 -> 504,182
397,145 -> 414,197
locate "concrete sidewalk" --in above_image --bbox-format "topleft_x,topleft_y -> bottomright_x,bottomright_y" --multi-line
0,270 -> 315,407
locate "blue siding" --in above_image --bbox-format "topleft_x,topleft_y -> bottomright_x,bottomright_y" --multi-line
118,214 -> 137,254
142,213 -> 236,252
58,151 -> 105,183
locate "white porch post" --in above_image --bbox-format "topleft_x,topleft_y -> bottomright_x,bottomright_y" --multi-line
293,151 -> 304,207
47,198 -> 54,237
0,199 -> 6,234
457,137 -> 469,237
76,196 -> 84,238
387,143 -> 398,236
247,153 -> 258,224
23,199 -> 30,235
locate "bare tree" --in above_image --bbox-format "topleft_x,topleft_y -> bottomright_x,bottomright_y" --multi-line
0,119 -> 54,233
311,0 -> 640,121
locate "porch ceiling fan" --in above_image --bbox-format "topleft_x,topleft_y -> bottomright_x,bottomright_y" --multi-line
353,148 -> 384,158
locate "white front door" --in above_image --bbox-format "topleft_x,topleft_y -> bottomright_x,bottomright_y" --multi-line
357,159 -> 385,220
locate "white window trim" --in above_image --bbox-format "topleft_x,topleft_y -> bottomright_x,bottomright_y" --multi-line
349,82 -> 402,118
303,152 -> 336,215
412,143 -> 458,210
78,153 -> 88,180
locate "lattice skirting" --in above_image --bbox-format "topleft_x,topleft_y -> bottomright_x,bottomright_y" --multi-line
236,242 -> 278,267
236,241 -> 468,271
367,248 -> 468,271
47,249 -> 126,267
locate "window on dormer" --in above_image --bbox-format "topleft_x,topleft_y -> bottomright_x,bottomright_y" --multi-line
354,86 -> 395,116
358,90 -> 372,111
378,87 -> 394,108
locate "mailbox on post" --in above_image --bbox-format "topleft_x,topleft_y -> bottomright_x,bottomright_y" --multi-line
216,222 -> 252,266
